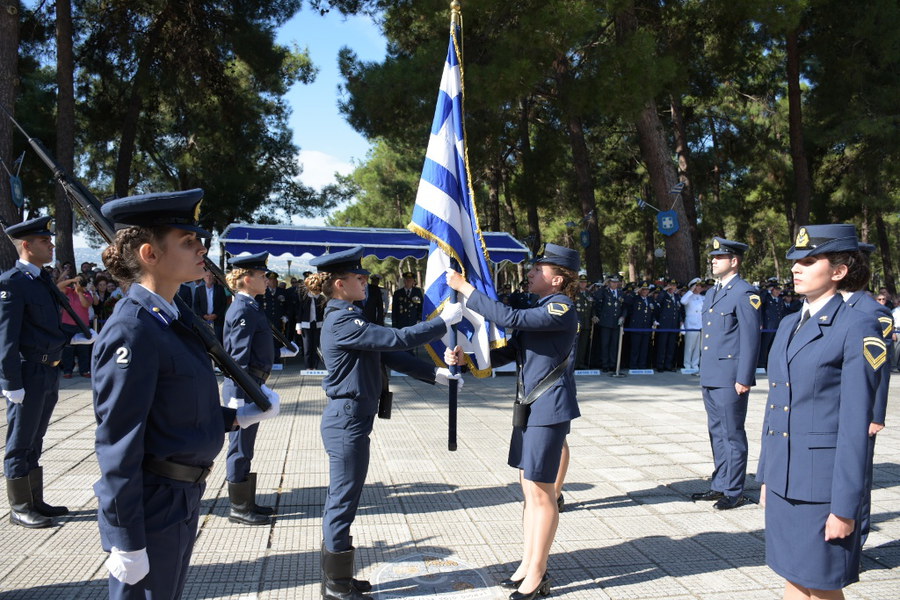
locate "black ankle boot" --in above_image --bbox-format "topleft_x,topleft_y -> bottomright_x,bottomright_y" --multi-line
228,480 -> 271,526
321,540 -> 371,594
29,467 -> 68,517
321,545 -> 373,600
6,476 -> 52,529
248,472 -> 274,515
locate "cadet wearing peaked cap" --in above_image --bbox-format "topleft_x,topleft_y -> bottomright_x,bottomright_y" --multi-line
311,246 -> 462,600
758,224 -> 885,593
445,243 -> 580,597
592,273 -> 625,371
391,270 -> 424,329
92,191 -> 280,598
654,278 -> 683,372
573,274 -> 594,369
221,251 -> 287,527
0,216 -> 72,529
623,280 -> 655,369
693,236 -> 761,509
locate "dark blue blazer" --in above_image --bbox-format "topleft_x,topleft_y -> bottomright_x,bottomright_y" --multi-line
655,291 -> 683,329
699,275 -> 762,388
92,284 -> 235,551
757,295 -> 884,519
320,299 -> 445,416
623,294 -> 656,329
0,266 -> 67,390
468,290 -> 580,427
845,290 -> 893,424
593,287 -> 625,327
222,293 -> 274,403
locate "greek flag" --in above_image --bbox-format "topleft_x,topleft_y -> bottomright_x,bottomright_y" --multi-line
407,27 -> 504,378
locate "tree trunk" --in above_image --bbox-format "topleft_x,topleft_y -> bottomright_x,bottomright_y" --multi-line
486,164 -> 501,232
634,100 -> 695,283
643,218 -> 654,279
670,94 -> 700,273
875,211 -> 896,295
786,28 -> 811,232
54,0 -> 76,268
0,0 -> 20,269
518,98 -> 541,256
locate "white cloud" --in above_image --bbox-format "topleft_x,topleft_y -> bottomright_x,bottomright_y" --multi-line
297,150 -> 354,191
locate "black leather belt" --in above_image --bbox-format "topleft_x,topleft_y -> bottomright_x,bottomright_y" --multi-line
21,353 -> 61,367
143,457 -> 212,484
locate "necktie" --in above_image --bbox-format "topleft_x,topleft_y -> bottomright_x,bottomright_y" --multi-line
790,309 -> 810,342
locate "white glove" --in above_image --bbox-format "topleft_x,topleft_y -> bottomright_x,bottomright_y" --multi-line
434,367 -> 463,389
279,342 -> 300,358
439,302 -> 463,326
106,546 -> 150,585
295,323 -> 303,335
617,317 -> 625,326
235,385 -> 280,428
280,316 -> 288,324
2,389 -> 25,404
70,328 -> 98,345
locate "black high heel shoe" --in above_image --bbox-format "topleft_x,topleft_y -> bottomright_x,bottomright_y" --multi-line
499,576 -> 524,589
509,573 -> 550,600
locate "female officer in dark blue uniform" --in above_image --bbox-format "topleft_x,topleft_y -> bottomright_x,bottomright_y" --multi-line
309,246 -> 463,600
92,190 -> 279,599
446,243 -> 580,600
222,252 -> 298,526
757,224 -> 885,600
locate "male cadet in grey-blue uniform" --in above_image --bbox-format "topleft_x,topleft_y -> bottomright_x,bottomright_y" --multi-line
654,278 -> 683,372
692,237 -> 761,510
848,241 -> 893,548
592,275 -> 625,371
624,281 -> 655,369
0,216 -> 77,528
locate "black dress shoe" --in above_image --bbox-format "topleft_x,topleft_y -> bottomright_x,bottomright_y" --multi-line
499,576 -> 524,589
690,489 -> 724,502
713,495 -> 748,510
556,493 -> 565,513
509,574 -> 550,600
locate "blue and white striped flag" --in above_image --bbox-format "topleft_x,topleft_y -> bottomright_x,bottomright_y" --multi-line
407,26 -> 505,378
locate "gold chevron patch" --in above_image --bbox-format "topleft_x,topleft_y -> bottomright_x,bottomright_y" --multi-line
748,294 -> 761,310
878,316 -> 893,339
547,302 -> 570,316
863,336 -> 887,371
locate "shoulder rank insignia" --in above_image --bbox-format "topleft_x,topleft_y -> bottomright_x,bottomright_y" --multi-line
863,336 -> 887,371
878,316 -> 893,339
748,294 -> 761,310
547,302 -> 570,316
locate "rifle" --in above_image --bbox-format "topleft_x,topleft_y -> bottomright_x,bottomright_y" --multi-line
2,107 -> 271,410
0,216 -> 92,338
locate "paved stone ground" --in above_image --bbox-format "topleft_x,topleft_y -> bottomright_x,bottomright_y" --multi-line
0,365 -> 897,599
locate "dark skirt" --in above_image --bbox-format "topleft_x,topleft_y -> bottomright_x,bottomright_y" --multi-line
508,421 -> 570,483
765,487 -> 862,590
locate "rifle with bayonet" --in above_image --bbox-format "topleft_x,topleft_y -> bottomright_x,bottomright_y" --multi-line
1,106 -> 271,410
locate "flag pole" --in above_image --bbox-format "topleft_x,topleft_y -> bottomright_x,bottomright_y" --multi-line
447,0 -> 463,452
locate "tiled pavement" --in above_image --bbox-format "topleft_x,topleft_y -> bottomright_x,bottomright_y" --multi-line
0,365 -> 897,599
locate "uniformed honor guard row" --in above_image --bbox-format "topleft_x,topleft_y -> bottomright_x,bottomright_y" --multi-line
1,193 -> 890,600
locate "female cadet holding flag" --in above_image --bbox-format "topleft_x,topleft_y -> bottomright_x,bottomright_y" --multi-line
446,243 -> 581,600
92,191 -> 279,599
308,246 -> 463,600
757,224 -> 885,600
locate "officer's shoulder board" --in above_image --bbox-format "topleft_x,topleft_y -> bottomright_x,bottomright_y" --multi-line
547,302 -> 570,316
878,316 -> 893,339
863,336 -> 887,371
748,293 -> 761,310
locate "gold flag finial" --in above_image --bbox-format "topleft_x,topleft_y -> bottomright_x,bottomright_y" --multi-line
451,1 -> 461,26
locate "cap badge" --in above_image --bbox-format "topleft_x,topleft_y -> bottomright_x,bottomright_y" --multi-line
193,199 -> 203,223
795,227 -> 809,248
713,239 -> 720,249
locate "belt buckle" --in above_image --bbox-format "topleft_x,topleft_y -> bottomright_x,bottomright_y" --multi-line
41,354 -> 48,364
50,360 -> 60,367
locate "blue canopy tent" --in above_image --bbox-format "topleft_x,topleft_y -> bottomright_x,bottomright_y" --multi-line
219,223 -> 529,264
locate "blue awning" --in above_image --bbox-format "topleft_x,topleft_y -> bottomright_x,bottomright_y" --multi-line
219,224 -> 529,264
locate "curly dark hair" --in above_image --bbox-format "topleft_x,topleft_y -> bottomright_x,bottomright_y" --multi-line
101,226 -> 172,285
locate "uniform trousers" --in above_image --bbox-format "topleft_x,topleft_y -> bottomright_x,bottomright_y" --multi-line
575,323 -> 591,369
321,400 -> 375,553
758,331 -> 777,369
654,332 -> 677,370
598,326 -> 619,370
225,422 -> 259,483
4,361 -> 59,478
106,480 -> 203,600
61,323 -> 92,375
628,331 -> 650,369
302,324 -> 322,369
701,385 -> 749,496
682,331 -> 700,370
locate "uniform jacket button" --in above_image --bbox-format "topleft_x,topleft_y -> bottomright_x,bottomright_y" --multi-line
703,346 -> 708,351
772,382 -> 776,387
782,432 -> 788,437
783,406 -> 789,411
344,403 -> 351,410
770,404 -> 775,409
